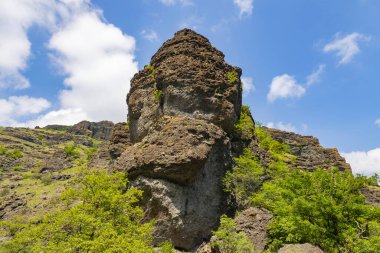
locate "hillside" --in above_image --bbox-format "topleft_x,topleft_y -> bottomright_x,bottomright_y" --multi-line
0,29 -> 379,253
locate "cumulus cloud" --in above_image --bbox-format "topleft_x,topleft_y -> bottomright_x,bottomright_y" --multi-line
375,119 -> 380,126
0,96 -> 51,126
233,0 -> 254,18
266,122 -> 297,133
306,64 -> 325,86
0,0 -> 138,127
48,12 -> 138,123
19,108 -> 88,127
141,30 -> 159,42
323,33 -> 370,65
267,74 -> 306,102
342,148 -> 380,176
241,76 -> 255,96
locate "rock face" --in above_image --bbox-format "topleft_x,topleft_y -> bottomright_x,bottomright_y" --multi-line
278,243 -> 324,253
127,28 -> 242,142
119,29 -> 242,250
235,208 -> 272,253
266,128 -> 351,172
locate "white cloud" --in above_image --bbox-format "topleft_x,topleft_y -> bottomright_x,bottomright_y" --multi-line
0,0 -> 138,127
306,64 -> 325,86
48,11 -> 138,123
141,30 -> 159,42
19,108 -> 88,127
342,148 -> 380,176
159,0 -> 192,6
323,33 -> 370,65
267,74 -> 306,102
0,96 -> 51,126
241,76 -> 255,96
233,0 -> 254,18
375,119 -> 380,126
266,122 -> 297,133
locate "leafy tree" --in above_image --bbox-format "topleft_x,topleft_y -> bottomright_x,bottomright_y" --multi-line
251,167 -> 380,252
211,214 -> 254,253
0,169 -> 155,253
224,148 -> 263,207
63,144 -> 80,158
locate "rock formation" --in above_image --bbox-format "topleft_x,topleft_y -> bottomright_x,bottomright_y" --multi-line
117,29 -> 242,250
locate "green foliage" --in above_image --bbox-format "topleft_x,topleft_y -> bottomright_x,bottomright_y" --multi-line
145,65 -> 156,80
224,148 -> 263,207
63,144 -> 80,158
367,173 -> 379,186
84,147 -> 98,160
0,145 -> 24,159
0,168 -> 155,253
158,240 -> 175,253
40,173 -> 53,185
255,126 -> 295,175
227,70 -> 239,84
211,214 -> 255,253
154,89 -> 164,103
234,105 -> 255,140
251,168 -> 380,252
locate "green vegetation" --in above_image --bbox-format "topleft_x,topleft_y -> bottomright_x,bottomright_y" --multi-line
224,148 -> 263,207
0,169 -> 156,253
0,145 -> 24,159
234,105 -> 255,140
211,214 -> 254,253
227,70 -> 239,84
251,168 -> 380,252
63,144 -> 80,158
145,65 -> 156,80
154,89 -> 164,103
158,241 -> 175,253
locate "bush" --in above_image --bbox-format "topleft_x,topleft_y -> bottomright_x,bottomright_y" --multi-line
227,70 -> 239,84
0,169 -> 155,253
234,105 -> 255,140
158,240 -> 175,253
211,214 -> 254,253
154,89 -> 164,103
145,65 -> 156,80
251,168 -> 380,252
63,144 -> 80,158
224,148 -> 263,208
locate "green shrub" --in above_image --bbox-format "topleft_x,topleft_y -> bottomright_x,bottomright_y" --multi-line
154,89 -> 164,103
227,70 -> 239,84
158,240 -> 175,253
41,173 -> 53,185
0,146 -> 23,159
11,149 -> 23,159
211,214 -> 254,253
145,65 -> 156,80
0,169 -> 155,253
63,144 -> 80,158
224,148 -> 263,208
234,105 -> 255,140
251,168 -> 380,252
0,145 -> 8,155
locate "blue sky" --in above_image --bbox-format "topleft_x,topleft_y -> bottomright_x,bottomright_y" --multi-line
0,0 -> 379,175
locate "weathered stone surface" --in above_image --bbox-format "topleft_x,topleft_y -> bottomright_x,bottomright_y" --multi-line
235,207 -> 272,253
266,128 -> 351,172
127,29 -> 242,142
362,186 -> 380,206
278,243 -> 324,253
108,122 -> 132,159
117,116 -> 227,185
117,115 -> 232,250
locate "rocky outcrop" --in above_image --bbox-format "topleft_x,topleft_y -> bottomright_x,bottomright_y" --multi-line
235,208 -> 272,253
362,186 -> 380,206
278,243 -> 324,253
266,128 -> 351,172
127,28 -> 242,142
118,29 -> 242,250
44,120 -> 114,141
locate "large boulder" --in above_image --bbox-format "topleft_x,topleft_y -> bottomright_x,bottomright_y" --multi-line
127,29 -> 242,142
117,116 -> 232,249
278,243 -> 324,253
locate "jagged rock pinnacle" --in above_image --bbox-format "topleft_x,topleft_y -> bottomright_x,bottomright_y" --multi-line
127,28 -> 242,142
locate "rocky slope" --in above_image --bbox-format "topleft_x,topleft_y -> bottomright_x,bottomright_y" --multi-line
1,29 -> 377,252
